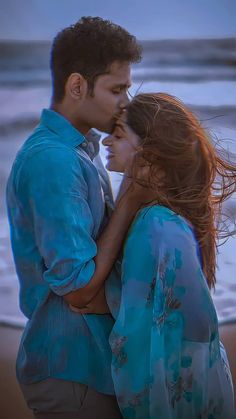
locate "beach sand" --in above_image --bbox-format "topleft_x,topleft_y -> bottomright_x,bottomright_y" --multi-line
219,322 -> 236,402
0,325 -> 33,419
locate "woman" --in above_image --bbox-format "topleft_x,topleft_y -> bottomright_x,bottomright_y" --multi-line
74,93 -> 236,418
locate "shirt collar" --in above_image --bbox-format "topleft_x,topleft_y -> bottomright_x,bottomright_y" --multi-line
40,108 -> 85,148
84,129 -> 101,160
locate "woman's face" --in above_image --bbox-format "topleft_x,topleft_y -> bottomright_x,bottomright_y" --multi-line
102,114 -> 141,172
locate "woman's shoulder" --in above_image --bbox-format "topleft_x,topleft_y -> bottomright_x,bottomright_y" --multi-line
129,204 -> 195,246
136,204 -> 191,231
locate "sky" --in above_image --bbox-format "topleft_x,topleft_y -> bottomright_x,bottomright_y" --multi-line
1,0 -> 236,41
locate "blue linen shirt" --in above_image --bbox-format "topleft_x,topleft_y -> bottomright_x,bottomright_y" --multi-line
6,109 -> 115,394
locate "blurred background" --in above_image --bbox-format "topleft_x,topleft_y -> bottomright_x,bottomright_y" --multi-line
0,0 -> 236,327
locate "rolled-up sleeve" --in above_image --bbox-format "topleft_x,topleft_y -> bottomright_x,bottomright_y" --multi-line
23,146 -> 97,295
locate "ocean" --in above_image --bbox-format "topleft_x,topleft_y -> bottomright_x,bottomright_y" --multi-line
0,38 -> 236,326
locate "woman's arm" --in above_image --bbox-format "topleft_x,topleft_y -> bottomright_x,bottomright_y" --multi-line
64,176 -> 152,308
63,195 -> 134,307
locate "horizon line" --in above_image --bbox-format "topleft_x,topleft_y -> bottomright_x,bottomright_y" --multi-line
0,35 -> 236,43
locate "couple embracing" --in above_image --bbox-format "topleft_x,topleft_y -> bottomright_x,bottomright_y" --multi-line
7,16 -> 235,419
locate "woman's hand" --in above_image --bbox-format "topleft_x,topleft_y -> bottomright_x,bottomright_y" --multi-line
116,167 -> 156,209
69,286 -> 110,315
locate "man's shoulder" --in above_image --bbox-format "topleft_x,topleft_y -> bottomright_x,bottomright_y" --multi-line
11,128 -> 82,187
18,126 -> 77,165
22,124 -> 66,150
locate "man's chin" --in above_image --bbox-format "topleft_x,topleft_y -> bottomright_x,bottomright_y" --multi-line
102,125 -> 114,135
100,119 -> 116,134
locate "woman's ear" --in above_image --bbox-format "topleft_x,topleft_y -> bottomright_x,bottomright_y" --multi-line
65,73 -> 88,100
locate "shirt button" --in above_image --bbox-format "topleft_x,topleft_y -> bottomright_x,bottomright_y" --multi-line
81,142 -> 88,148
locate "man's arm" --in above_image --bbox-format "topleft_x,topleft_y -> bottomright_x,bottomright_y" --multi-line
26,146 -> 98,297
27,148 -> 152,308
63,193 -> 137,307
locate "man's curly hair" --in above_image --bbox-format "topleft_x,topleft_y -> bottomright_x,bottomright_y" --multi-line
50,16 -> 142,102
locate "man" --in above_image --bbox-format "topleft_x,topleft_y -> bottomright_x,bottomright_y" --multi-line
6,16 -> 141,418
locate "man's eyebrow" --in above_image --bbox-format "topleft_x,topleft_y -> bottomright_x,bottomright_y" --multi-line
112,83 -> 131,89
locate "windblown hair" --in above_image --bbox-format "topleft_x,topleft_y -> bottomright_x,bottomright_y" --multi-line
50,16 -> 142,102
126,93 -> 236,288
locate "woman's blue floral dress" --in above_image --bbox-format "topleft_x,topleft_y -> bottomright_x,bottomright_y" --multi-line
106,205 -> 235,419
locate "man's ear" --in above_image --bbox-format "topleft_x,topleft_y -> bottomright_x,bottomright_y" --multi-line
65,73 -> 88,100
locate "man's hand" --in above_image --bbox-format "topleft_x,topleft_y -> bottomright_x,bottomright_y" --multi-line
69,286 -> 110,315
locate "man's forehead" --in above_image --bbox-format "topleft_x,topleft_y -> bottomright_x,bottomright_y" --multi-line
109,60 -> 130,72
102,61 -> 131,86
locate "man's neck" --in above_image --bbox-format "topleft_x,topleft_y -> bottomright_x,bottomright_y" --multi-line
51,101 -> 89,135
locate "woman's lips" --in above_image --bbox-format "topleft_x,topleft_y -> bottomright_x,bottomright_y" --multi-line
107,152 -> 115,159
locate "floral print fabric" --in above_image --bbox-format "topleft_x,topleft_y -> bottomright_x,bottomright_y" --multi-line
106,205 -> 235,418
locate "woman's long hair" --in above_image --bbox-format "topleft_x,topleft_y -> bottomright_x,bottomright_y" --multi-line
126,93 -> 236,289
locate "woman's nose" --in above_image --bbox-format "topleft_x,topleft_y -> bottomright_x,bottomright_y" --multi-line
102,135 -> 113,146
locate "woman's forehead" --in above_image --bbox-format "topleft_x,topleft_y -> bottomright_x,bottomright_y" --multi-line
116,112 -> 128,129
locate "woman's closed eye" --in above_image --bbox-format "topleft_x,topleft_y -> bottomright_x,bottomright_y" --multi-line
113,125 -> 126,140
114,133 -> 123,140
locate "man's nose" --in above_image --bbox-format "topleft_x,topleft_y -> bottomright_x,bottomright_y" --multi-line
120,91 -> 130,108
102,135 -> 113,146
